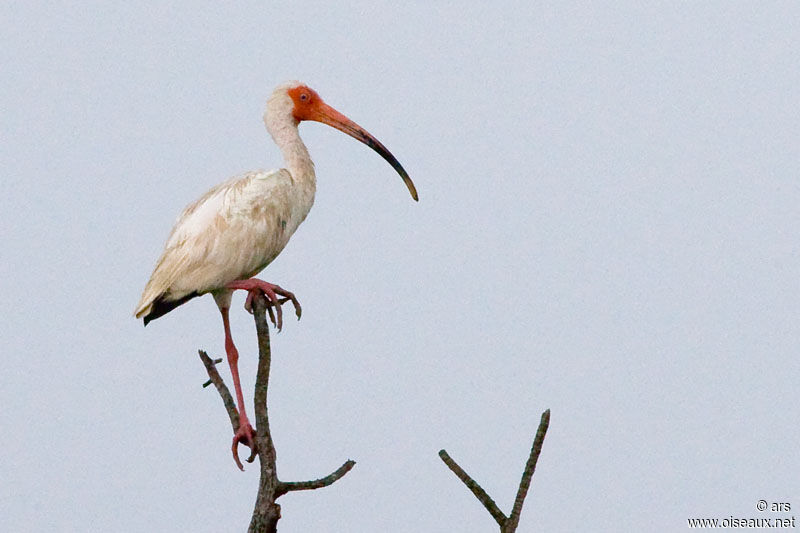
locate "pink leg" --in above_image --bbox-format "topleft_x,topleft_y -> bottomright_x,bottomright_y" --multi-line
220,306 -> 257,470
226,278 -> 302,331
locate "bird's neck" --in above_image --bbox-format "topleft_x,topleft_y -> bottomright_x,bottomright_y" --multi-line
272,123 -> 316,204
284,136 -> 316,186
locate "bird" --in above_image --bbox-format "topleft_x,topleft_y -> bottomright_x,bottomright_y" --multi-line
134,81 -> 417,469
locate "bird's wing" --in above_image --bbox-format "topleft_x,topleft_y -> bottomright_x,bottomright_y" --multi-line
134,169 -> 292,319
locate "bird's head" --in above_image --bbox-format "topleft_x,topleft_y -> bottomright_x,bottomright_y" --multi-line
265,81 -> 418,201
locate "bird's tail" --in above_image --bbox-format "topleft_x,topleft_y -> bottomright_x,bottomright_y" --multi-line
136,291 -> 200,326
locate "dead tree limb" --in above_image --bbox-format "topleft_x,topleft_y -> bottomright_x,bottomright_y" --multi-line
438,449 -> 506,527
275,461 -> 356,497
439,409 -> 550,532
199,292 -> 355,532
198,352 -> 240,433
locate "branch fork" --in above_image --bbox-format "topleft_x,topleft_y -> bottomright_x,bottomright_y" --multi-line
198,292 -> 355,532
439,409 -> 550,532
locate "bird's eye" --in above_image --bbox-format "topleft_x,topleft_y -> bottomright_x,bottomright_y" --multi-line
300,93 -> 309,102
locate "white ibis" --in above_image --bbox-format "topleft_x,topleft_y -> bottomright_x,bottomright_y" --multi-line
134,81 -> 417,469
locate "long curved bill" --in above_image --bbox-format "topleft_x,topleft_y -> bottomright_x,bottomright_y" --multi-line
309,103 -> 419,201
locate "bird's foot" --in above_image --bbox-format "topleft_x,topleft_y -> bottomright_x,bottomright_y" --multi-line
231,421 -> 258,471
227,278 -> 302,331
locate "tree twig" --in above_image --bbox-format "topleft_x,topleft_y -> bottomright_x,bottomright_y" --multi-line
439,409 -> 551,532
438,449 -> 506,526
505,409 -> 550,532
198,292 -> 356,533
201,358 -> 223,388
276,460 -> 357,497
198,350 -> 240,433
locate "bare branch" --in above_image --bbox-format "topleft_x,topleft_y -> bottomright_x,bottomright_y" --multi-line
504,409 -> 551,532
198,293 -> 356,532
201,358 -> 223,387
276,460 -> 356,497
438,449 -> 507,527
248,293 -> 281,532
198,350 -> 240,433
439,409 -> 551,532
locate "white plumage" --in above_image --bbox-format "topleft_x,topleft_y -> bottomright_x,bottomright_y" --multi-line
135,168 -> 311,321
136,82 -> 321,323
134,80 -> 417,469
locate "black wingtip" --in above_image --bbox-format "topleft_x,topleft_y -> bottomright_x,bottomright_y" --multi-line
142,291 -> 200,326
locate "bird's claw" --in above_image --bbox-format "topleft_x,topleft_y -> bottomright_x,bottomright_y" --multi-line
242,285 -> 302,331
244,291 -> 259,315
231,422 -> 258,471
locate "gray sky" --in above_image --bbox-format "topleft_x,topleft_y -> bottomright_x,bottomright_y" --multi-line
2,2 -> 799,531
